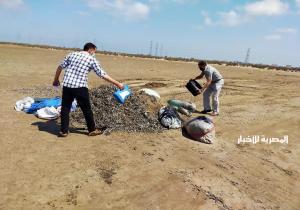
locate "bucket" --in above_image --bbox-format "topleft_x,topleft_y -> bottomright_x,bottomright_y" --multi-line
186,79 -> 202,96
113,85 -> 131,104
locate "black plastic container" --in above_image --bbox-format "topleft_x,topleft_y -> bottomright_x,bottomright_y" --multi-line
186,79 -> 202,96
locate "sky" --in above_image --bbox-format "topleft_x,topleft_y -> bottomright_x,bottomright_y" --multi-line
0,0 -> 299,66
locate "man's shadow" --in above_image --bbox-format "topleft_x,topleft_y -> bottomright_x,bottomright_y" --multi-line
31,120 -> 87,136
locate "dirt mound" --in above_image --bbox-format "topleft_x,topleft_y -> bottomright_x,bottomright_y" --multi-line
71,85 -> 163,134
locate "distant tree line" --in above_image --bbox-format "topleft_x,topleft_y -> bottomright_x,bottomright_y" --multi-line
1,41 -> 299,72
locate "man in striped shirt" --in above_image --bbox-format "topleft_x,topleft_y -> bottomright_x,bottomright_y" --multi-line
53,43 -> 124,137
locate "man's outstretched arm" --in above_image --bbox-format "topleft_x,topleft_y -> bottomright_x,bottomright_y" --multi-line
92,59 -> 124,90
102,74 -> 124,90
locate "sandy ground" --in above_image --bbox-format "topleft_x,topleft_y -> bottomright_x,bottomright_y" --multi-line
0,44 -> 299,210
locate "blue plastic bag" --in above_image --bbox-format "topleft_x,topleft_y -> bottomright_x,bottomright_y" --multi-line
25,97 -> 62,114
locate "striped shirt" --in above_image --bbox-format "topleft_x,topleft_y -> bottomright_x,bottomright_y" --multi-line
60,51 -> 107,88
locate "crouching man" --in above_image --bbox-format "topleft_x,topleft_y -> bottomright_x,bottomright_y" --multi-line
194,60 -> 224,116
52,42 -> 124,137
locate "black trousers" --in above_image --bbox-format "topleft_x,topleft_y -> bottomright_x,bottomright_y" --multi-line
61,87 -> 96,133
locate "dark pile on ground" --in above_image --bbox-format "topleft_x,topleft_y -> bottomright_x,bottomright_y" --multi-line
71,85 -> 163,134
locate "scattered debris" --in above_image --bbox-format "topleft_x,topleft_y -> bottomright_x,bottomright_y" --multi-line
71,85 -> 164,134
95,160 -> 119,185
14,85 -> 163,134
65,190 -> 78,206
97,168 -> 116,185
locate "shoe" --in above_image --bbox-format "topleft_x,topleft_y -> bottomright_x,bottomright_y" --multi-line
200,109 -> 212,114
59,131 -> 69,137
88,129 -> 102,136
210,112 -> 219,116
